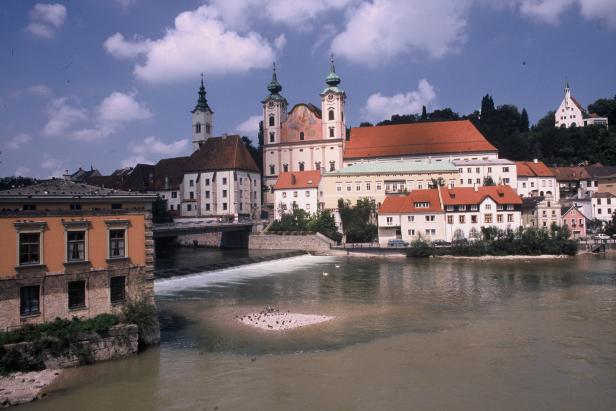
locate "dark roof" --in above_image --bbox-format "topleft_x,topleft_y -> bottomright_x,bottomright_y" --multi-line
592,192 -> 616,199
152,156 -> 191,189
70,167 -> 102,182
0,178 -> 154,201
585,165 -> 616,179
344,120 -> 496,160
550,166 -> 590,181
516,161 -> 554,177
187,135 -> 259,173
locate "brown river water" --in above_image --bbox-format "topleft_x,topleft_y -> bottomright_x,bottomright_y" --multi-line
20,253 -> 616,410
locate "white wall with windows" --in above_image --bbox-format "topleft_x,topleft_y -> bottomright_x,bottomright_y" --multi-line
453,159 -> 517,189
273,187 -> 319,219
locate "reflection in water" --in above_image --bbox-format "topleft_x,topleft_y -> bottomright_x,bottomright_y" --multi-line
21,254 -> 616,411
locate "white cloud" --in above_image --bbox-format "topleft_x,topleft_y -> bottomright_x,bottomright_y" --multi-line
209,0 -> 355,30
518,0 -> 576,24
104,5 -> 281,83
42,97 -> 87,137
26,3 -> 67,39
331,0 -> 468,65
361,78 -> 437,123
236,115 -> 262,137
98,91 -> 152,123
575,0 -> 616,27
494,0 -> 616,27
6,133 -> 32,150
122,136 -> 190,167
41,154 -> 66,178
27,84 -> 52,97
115,0 -> 136,8
14,166 -> 31,177
42,91 -> 151,141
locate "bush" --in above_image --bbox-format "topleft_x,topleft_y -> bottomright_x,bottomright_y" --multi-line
121,298 -> 158,347
407,239 -> 433,258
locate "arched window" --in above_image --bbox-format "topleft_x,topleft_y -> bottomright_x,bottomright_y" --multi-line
299,131 -> 305,140
283,164 -> 288,172
269,165 -> 275,175
269,115 -> 275,127
299,162 -> 305,171
205,123 -> 211,134
328,109 -> 334,121
315,161 -> 321,170
195,123 -> 201,133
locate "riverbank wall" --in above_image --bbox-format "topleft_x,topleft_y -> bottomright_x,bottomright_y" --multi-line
248,233 -> 336,254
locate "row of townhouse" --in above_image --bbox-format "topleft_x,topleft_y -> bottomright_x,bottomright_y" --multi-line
377,185 -> 523,244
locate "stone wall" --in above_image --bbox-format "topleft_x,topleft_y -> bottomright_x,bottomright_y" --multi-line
248,233 -> 335,253
175,232 -> 222,247
2,324 -> 138,369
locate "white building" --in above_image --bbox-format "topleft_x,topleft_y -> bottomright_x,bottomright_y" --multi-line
516,160 -> 559,201
555,82 -> 608,128
377,185 -> 523,244
273,170 -> 322,219
592,192 -> 615,222
453,158 -> 516,189
262,60 -> 346,209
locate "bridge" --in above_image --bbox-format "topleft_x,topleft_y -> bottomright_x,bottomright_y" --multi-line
152,220 -> 256,238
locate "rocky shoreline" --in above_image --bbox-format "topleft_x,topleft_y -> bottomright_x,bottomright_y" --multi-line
0,370 -> 62,408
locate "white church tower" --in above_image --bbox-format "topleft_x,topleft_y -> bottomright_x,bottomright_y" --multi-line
192,75 -> 214,151
320,55 -> 346,140
263,63 -> 288,147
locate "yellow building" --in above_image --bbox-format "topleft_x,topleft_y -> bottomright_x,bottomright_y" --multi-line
321,161 -> 459,209
0,179 -> 156,330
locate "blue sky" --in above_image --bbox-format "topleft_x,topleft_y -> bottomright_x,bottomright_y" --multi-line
1,0 -> 615,178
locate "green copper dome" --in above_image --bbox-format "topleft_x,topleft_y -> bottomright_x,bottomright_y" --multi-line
325,55 -> 341,87
193,75 -> 212,113
267,63 -> 283,95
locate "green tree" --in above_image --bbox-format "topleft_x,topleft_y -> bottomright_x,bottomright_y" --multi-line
337,198 -> 377,243
420,105 -> 428,120
520,108 -> 530,132
483,176 -> 496,186
481,94 -> 495,115
152,197 -> 173,223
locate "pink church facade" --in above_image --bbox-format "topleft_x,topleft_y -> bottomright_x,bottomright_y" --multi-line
562,206 -> 588,239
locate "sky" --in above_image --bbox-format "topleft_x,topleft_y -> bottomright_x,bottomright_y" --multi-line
1,0 -> 615,178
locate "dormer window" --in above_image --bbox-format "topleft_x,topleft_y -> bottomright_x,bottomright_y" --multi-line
195,123 -> 201,133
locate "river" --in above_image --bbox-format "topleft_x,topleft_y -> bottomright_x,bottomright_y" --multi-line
21,252 -> 616,410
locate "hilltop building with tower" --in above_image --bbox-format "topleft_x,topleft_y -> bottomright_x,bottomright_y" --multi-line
555,82 -> 608,128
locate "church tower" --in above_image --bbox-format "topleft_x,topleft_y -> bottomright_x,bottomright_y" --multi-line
263,63 -> 288,148
192,75 -> 214,151
320,55 -> 346,141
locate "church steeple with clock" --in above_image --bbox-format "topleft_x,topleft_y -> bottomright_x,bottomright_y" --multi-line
262,63 -> 288,147
192,74 -> 214,151
320,55 -> 346,141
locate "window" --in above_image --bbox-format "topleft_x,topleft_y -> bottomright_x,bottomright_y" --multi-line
467,168 -> 472,173
497,204 -> 504,211
522,182 -> 526,188
407,216 -> 414,222
346,184 -> 352,192
425,229 -> 436,236
293,191 -> 298,198
328,109 -> 335,121
189,191 -> 194,200
205,204 -> 210,211
223,203 -> 228,211
366,183 -> 371,191
447,215 -> 453,224
195,123 -> 201,133
471,215 -> 478,224
507,214 -> 514,222
20,285 -> 40,316
187,204 -> 192,211
485,214 -> 493,224
459,215 -> 465,224
469,205 -> 477,211
408,229 -> 415,236
487,167 -> 492,173
305,191 -> 311,197
503,178 -> 510,184
269,132 -> 275,143
68,280 -> 86,309
222,177 -> 227,185
283,164 -> 289,172
315,161 -> 321,170
468,179 -> 472,184
476,167 -> 480,173
189,179 -> 194,187
425,215 -> 435,222
497,214 -> 504,223
205,191 -> 210,199
336,184 -> 342,192
329,127 -> 335,138
19,233 -> 40,265
376,183 -> 382,191
300,131 -> 305,140
476,178 -> 481,184
270,165 -> 275,175
269,115 -> 275,127
386,217 -> 393,224
329,161 -> 336,172
502,167 -> 509,172
205,123 -> 211,134
415,202 -> 430,208
109,229 -> 126,259
70,203 -> 82,210
356,184 -> 361,191
205,179 -> 210,186
306,204 -> 310,211
446,206 -> 454,211
67,231 -> 86,262
299,162 -> 305,171
220,189 -> 227,198
460,205 -> 467,211
110,276 -> 126,304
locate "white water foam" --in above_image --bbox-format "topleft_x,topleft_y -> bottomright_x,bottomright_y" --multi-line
155,254 -> 336,295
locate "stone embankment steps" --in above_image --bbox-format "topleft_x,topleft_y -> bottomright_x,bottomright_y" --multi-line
154,250 -> 307,279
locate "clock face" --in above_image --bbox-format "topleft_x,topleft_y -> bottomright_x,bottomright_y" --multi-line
327,94 -> 335,102
268,101 -> 275,108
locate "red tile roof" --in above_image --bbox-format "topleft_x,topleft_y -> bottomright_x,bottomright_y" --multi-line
441,185 -> 522,205
515,161 -> 554,177
274,170 -> 321,190
379,189 -> 443,214
344,120 -> 497,160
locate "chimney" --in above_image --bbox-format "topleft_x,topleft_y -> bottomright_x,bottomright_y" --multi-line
291,174 -> 297,185
63,169 -> 71,180
533,158 -> 538,163
474,185 -> 478,192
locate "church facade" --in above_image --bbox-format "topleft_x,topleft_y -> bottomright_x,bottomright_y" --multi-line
262,59 -> 346,208
555,82 -> 608,128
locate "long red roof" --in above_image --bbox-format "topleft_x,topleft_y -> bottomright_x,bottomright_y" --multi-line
344,120 -> 497,160
441,186 -> 522,205
274,170 -> 321,190
379,189 -> 443,214
516,161 -> 554,177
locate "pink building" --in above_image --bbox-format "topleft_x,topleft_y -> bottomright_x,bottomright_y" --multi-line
561,205 -> 589,239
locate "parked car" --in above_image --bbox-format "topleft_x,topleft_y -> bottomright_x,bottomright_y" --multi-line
593,234 -> 610,240
388,239 -> 409,248
431,240 -> 450,247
